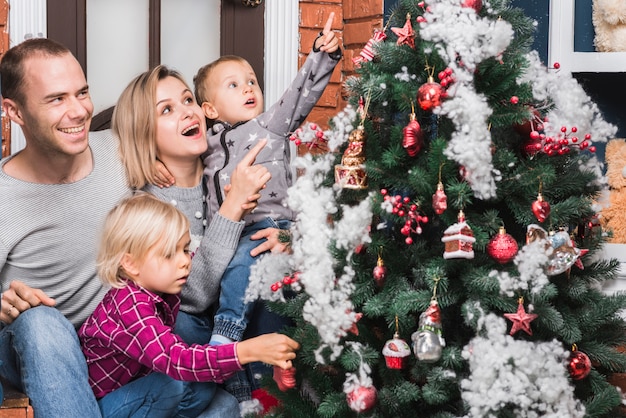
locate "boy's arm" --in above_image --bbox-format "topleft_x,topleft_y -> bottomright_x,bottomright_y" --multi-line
261,12 -> 342,135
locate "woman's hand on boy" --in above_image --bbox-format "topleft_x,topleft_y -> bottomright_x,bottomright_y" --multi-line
219,139 -> 271,221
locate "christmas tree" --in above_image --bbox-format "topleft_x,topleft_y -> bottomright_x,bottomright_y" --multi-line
247,0 -> 626,416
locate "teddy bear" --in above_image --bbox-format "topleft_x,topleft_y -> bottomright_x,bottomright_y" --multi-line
593,0 -> 626,52
600,139 -> 626,243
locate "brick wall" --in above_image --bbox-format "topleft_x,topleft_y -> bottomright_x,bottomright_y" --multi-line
298,0 -> 384,130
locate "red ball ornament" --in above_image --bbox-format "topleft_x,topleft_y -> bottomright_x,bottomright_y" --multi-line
462,0 -> 483,13
346,385 -> 377,413
373,255 -> 387,287
531,192 -> 550,223
568,349 -> 591,380
487,227 -> 518,264
402,113 -> 424,157
417,77 -> 443,111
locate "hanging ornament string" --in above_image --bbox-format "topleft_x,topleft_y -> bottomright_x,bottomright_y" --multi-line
431,275 -> 440,302
359,90 -> 372,128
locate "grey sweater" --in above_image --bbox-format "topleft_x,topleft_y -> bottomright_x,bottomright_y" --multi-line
0,130 -> 130,328
144,182 -> 245,314
203,47 -> 341,227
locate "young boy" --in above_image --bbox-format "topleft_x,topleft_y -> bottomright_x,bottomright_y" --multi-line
192,12 -> 340,402
78,193 -> 299,417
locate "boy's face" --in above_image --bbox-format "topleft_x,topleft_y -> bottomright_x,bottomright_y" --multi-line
201,60 -> 264,125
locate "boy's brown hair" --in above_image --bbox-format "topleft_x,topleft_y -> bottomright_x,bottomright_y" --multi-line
193,55 -> 250,105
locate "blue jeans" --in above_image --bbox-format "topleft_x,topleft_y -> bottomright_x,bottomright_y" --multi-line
98,372 -> 185,417
97,372 -> 235,418
174,311 -> 239,416
0,306 -> 102,417
243,299 -> 294,391
212,218 -> 291,342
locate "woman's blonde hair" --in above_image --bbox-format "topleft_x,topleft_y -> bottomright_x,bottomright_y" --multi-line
113,65 -> 189,189
97,192 -> 190,288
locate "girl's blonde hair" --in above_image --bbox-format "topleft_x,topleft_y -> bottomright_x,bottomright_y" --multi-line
112,65 -> 189,189
97,192 -> 190,288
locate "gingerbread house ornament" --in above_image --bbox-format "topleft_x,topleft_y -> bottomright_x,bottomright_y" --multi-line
441,210 -> 475,259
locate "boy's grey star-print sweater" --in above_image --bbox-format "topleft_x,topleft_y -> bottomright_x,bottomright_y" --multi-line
203,45 -> 341,227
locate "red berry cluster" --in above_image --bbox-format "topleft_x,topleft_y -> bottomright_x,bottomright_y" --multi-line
437,67 -> 455,89
381,189 -> 429,245
528,125 -> 595,156
271,272 -> 300,292
289,123 -> 328,150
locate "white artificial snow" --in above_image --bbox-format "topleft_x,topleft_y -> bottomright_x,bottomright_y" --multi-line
418,0 -> 513,199
247,107 -> 373,363
461,313 -> 585,417
493,239 -> 552,298
519,52 -> 617,147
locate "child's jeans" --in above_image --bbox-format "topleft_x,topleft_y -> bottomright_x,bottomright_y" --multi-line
212,217 -> 291,342
97,372 -> 214,418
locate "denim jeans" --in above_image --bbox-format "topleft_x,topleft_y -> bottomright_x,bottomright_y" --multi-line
243,299 -> 294,391
212,217 -> 291,342
174,311 -> 239,416
98,372 -> 185,417
0,306 -> 102,417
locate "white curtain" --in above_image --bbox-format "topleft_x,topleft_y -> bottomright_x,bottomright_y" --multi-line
7,0 -> 46,154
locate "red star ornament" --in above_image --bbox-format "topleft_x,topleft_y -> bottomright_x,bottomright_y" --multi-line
574,248 -> 589,269
504,299 -> 538,336
391,14 -> 415,49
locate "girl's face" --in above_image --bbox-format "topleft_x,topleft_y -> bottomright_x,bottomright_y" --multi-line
155,76 -> 207,165
132,231 -> 192,295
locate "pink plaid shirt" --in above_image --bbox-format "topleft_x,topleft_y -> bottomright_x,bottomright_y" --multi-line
79,280 -> 242,399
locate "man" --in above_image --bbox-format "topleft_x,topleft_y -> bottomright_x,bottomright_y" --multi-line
0,38 -> 241,417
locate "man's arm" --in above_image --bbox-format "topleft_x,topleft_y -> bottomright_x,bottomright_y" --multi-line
0,280 -> 56,324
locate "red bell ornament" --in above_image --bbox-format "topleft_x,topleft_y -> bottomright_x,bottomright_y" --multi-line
402,112 -> 424,157
486,227 -> 518,264
531,192 -> 550,223
273,365 -> 297,391
417,76 -> 443,111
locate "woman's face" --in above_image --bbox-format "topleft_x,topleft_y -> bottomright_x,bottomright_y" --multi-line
154,76 -> 207,164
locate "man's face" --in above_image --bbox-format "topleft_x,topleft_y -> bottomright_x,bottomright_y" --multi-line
13,52 -> 94,157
